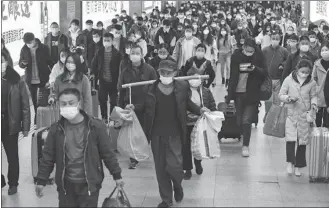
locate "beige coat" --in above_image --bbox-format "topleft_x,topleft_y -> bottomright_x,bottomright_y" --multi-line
312,59 -> 328,107
279,73 -> 317,145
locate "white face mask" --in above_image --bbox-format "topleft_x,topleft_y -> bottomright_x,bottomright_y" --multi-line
125,48 -> 131,55
160,75 -> 173,85
203,30 -> 209,35
135,34 -> 141,40
300,45 -> 310,52
221,31 -> 227,36
103,42 -> 112,48
158,54 -> 167,59
66,63 -> 76,72
60,105 -> 79,120
298,72 -> 309,79
185,32 -> 192,38
309,38 -> 316,43
130,54 -> 141,63
188,79 -> 202,88
321,51 -> 329,59
114,33 -> 121,38
93,37 -> 100,43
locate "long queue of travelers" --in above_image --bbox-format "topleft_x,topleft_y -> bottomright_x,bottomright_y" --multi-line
1,1 -> 329,207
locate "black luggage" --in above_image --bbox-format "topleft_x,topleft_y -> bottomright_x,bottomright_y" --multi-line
217,102 -> 241,141
31,127 -> 55,184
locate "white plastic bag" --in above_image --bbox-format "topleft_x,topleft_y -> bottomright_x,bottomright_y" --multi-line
191,112 -> 223,160
117,110 -> 149,161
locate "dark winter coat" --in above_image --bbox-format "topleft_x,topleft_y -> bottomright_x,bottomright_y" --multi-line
2,65 -> 31,135
324,72 -> 329,107
227,48 -> 268,105
36,111 -> 122,194
44,32 -> 68,62
18,38 -> 52,87
142,80 -> 202,144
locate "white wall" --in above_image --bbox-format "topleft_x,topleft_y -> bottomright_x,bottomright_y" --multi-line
310,1 -> 329,23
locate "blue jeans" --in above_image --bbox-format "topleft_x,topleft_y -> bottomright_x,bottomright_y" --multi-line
235,93 -> 258,146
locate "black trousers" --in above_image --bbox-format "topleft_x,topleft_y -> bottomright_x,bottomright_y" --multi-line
315,107 -> 329,128
235,93 -> 258,146
28,84 -> 39,116
183,125 -> 202,171
151,136 -> 184,204
1,122 -> 19,187
99,81 -> 118,119
286,141 -> 307,168
58,179 -> 99,207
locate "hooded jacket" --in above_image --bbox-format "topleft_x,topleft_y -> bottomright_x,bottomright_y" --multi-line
262,45 -> 289,80
18,38 -> 52,86
2,65 -> 31,135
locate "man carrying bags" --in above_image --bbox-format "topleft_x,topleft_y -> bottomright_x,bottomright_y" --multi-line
140,60 -> 210,207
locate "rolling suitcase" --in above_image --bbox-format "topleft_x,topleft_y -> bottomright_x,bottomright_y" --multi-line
217,102 -> 241,140
36,104 -> 60,129
31,127 -> 55,184
37,87 -> 51,107
91,78 -> 100,118
309,127 -> 329,183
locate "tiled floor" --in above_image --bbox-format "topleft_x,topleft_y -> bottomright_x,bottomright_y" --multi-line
2,71 -> 329,207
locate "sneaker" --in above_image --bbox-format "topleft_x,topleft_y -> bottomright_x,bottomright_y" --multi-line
295,168 -> 302,177
195,161 -> 203,175
103,118 -> 108,124
174,187 -> 184,203
242,146 -> 250,157
8,186 -> 17,195
184,170 -> 192,180
286,163 -> 293,175
157,201 -> 173,208
128,161 -> 139,169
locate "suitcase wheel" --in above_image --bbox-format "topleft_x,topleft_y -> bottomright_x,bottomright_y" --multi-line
47,178 -> 54,185
309,177 -> 316,183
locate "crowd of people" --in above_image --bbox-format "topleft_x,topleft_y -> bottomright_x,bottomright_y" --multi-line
2,1 -> 329,207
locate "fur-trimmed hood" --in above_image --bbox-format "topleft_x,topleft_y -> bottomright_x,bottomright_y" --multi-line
2,65 -> 21,84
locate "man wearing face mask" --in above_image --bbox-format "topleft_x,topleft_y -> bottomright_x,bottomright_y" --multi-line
83,20 -> 95,50
262,32 -> 289,121
308,31 -> 321,59
91,33 -> 122,121
96,21 -> 106,37
117,44 -> 157,169
227,38 -> 268,157
282,36 -> 318,83
128,16 -> 149,44
172,25 -> 201,72
35,88 -> 124,207
86,31 -> 102,72
120,10 -> 133,34
142,60 -> 209,207
148,43 -> 176,74
230,14 -> 242,31
155,20 -> 177,55
44,22 -> 68,67
2,52 -> 31,195
19,32 -> 52,119
67,19 -> 87,54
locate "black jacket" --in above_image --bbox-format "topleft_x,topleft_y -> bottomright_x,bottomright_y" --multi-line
87,41 -> 103,68
18,38 -> 52,86
154,28 -> 177,47
44,32 -> 68,63
2,66 -> 31,135
148,55 -> 176,73
142,80 -> 201,144
324,72 -> 329,107
91,46 -> 122,86
227,48 -> 267,104
281,50 -> 318,83
36,111 -> 122,194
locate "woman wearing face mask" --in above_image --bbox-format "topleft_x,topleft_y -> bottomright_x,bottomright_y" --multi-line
183,71 -> 217,180
282,36 -> 318,83
283,26 -> 295,48
182,44 -> 215,88
49,53 -> 92,115
226,38 -> 267,157
279,58 -> 317,177
297,17 -> 309,36
131,29 -> 148,58
148,43 -> 176,74
218,27 -> 234,87
199,26 -> 218,64
176,23 -> 185,39
49,48 -> 69,89
312,42 -> 329,127
233,21 -> 250,49
148,20 -> 160,51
